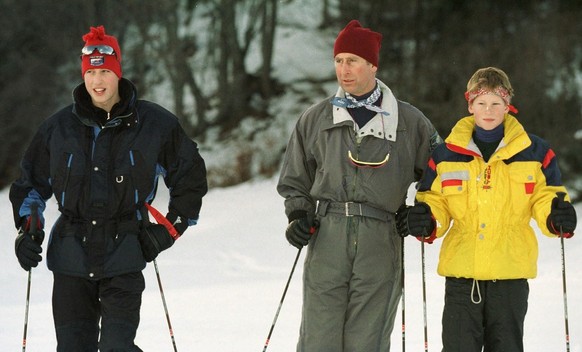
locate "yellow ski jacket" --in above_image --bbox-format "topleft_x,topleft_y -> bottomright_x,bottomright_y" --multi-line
416,114 -> 570,280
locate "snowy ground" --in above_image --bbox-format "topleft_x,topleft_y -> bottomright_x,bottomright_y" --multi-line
1,177 -> 581,351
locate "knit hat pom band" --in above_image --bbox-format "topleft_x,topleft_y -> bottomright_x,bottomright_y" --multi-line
334,20 -> 382,67
81,25 -> 122,78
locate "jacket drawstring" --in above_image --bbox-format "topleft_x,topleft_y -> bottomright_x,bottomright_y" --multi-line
471,279 -> 482,304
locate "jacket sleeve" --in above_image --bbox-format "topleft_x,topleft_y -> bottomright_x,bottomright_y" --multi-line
277,109 -> 318,221
160,121 -> 208,226
529,141 -> 571,237
415,118 -> 443,183
398,101 -> 443,183
9,123 -> 52,228
415,144 -> 453,239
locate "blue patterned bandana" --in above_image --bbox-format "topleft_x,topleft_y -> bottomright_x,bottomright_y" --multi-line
331,80 -> 389,116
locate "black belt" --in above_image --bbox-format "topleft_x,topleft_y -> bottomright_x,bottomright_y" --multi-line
317,201 -> 394,222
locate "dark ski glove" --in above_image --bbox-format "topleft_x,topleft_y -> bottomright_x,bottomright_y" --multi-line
139,224 -> 175,262
396,203 -> 435,238
285,212 -> 318,249
547,193 -> 576,238
15,208 -> 45,271
166,212 -> 189,235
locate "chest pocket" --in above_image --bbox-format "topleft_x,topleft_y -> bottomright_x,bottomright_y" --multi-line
112,150 -> 156,214
441,170 -> 470,219
52,152 -> 87,210
508,165 -> 537,216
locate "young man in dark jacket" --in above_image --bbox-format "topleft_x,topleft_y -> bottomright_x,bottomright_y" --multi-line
10,25 -> 207,351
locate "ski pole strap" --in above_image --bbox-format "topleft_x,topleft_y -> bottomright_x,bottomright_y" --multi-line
144,203 -> 180,240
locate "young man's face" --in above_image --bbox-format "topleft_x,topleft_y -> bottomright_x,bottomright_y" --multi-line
84,69 -> 120,113
469,93 -> 509,130
334,53 -> 377,96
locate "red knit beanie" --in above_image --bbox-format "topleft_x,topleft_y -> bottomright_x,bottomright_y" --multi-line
81,25 -> 122,78
333,20 -> 382,67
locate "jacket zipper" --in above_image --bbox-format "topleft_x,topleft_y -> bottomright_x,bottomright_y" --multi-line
61,153 -> 73,207
351,132 -> 361,249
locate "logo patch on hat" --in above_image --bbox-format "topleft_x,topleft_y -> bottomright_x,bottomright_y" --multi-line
89,55 -> 105,67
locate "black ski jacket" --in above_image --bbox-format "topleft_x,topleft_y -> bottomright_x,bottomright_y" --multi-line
10,78 -> 207,279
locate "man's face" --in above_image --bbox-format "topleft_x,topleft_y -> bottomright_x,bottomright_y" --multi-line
468,93 -> 509,130
334,53 -> 377,96
83,69 -> 120,113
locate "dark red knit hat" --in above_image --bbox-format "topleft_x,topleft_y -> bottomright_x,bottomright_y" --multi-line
333,20 -> 382,67
81,25 -> 122,78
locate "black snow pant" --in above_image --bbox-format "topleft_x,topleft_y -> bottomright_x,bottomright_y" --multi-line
52,272 -> 145,352
441,277 -> 529,352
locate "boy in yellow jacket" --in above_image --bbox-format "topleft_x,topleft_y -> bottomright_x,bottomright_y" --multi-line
396,67 -> 577,351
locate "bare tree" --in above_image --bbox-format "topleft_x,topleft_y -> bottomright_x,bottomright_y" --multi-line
0,1 -> 90,187
2,0 -> 582,192
258,0 -> 278,104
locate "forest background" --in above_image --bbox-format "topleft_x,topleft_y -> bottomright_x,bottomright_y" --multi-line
1,0 -> 581,198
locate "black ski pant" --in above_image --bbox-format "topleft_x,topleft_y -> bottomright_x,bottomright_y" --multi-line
52,271 -> 145,352
441,277 -> 529,352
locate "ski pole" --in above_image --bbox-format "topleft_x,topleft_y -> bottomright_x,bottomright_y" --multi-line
153,259 -> 178,352
22,202 -> 39,352
556,192 -> 571,352
421,238 -> 428,352
22,271 -> 32,352
141,203 -> 179,351
262,247 -> 303,352
401,237 -> 406,352
560,229 -> 571,352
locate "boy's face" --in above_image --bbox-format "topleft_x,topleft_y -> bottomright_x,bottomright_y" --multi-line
83,69 -> 120,113
468,93 -> 509,130
334,53 -> 377,96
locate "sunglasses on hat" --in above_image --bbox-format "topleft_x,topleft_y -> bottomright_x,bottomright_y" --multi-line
81,45 -> 116,56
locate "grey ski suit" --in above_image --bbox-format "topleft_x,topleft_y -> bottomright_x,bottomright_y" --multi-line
278,80 -> 441,351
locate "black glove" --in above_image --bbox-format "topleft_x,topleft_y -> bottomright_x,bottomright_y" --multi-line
285,213 -> 318,249
547,193 -> 577,237
139,224 -> 175,262
15,216 -> 45,271
396,202 -> 435,238
166,212 -> 189,235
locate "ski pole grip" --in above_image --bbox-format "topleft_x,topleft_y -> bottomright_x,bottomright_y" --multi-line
555,192 -> 568,237
29,203 -> 39,239
309,219 -> 320,234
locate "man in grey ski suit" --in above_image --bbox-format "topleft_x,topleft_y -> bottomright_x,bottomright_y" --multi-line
277,20 -> 441,351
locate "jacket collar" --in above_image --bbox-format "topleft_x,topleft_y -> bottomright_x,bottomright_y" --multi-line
331,79 -> 399,141
446,114 -> 531,160
72,78 -> 138,129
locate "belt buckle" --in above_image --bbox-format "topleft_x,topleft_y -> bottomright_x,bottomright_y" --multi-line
345,202 -> 363,217
345,202 -> 353,217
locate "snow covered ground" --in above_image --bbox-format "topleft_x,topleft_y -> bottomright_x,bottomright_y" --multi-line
1,177 -> 581,351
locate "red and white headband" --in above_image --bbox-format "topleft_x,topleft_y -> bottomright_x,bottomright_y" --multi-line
464,87 -> 518,114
